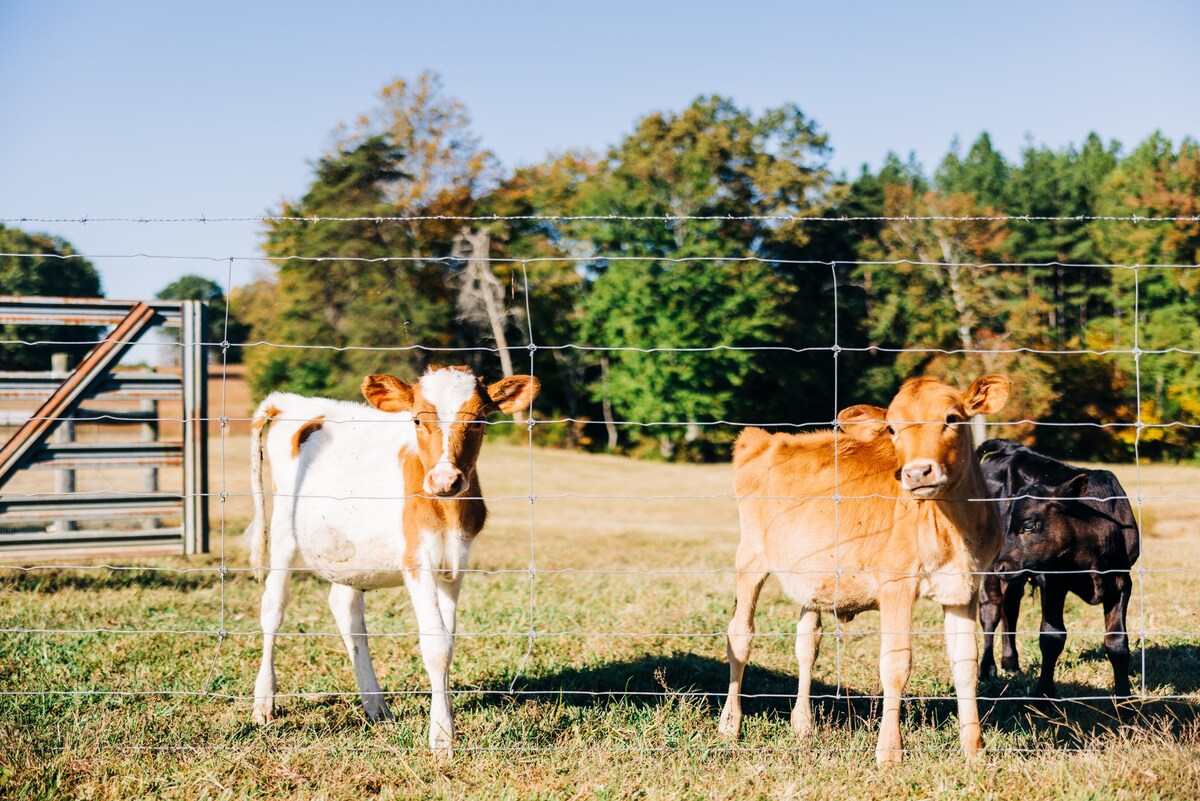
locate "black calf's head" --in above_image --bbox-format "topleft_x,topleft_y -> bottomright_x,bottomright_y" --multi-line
994,473 -> 1089,577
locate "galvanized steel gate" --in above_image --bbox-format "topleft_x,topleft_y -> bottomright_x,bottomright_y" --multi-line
0,297 -> 209,559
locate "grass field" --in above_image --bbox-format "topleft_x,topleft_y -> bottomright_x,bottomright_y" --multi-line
3,435 -> 1200,799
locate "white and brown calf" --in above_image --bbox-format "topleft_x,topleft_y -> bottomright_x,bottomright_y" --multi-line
245,365 -> 538,755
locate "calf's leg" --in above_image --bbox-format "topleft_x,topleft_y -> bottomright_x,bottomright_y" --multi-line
791,609 -> 823,736
328,583 -> 393,722
944,600 -> 984,758
252,520 -> 296,724
405,569 -> 456,756
978,573 -> 1003,680
1034,582 -> 1068,698
1103,577 -> 1133,698
436,573 -> 464,637
876,583 -> 915,764
1000,578 -> 1024,673
718,545 -> 768,739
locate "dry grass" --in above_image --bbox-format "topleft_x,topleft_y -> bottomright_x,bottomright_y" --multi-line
2,436 -> 1200,799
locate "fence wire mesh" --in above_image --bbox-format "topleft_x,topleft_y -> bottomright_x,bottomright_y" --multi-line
2,214 -> 1198,757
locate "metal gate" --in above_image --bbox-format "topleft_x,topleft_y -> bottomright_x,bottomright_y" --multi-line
0,297 -> 208,559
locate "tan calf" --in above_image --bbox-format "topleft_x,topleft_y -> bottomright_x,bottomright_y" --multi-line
718,375 -> 1010,763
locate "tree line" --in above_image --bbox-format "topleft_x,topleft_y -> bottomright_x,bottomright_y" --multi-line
3,71 -> 1197,461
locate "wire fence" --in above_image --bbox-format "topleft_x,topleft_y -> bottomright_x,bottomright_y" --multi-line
2,214 -> 1199,755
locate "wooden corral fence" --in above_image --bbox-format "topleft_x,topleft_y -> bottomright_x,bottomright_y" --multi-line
0,296 -> 208,559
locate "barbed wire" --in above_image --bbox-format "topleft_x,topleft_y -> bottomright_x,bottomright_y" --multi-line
4,411 -> 1200,435
4,336 -> 1200,363
3,251 -> 1199,269
3,213 -> 1198,224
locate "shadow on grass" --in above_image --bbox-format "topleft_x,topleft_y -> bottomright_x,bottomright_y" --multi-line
461,649 -> 1200,747
487,650 -> 834,716
977,644 -> 1200,697
0,567 -> 220,593
0,564 -> 339,594
976,643 -> 1200,747
457,650 -> 882,740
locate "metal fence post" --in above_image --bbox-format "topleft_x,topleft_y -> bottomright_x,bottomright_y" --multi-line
50,353 -> 77,533
142,398 -> 159,529
181,300 -> 209,554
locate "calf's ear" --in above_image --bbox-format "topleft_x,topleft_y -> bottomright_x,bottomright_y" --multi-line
963,374 -> 1011,416
487,375 -> 540,414
361,374 -> 415,412
1057,473 -> 1090,499
837,405 -> 890,442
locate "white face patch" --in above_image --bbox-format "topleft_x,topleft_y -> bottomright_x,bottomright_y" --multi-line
419,368 -> 479,477
420,368 -> 478,420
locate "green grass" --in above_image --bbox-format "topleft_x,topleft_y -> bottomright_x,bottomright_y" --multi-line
2,442 -> 1200,799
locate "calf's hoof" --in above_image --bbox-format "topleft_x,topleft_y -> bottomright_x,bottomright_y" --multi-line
364,702 -> 395,724
1033,681 -> 1057,700
961,726 -> 984,759
430,730 -> 454,760
790,708 -> 814,738
1001,655 -> 1020,673
252,699 -> 275,725
875,730 -> 905,765
875,746 -> 904,765
978,661 -> 997,681
717,704 -> 742,739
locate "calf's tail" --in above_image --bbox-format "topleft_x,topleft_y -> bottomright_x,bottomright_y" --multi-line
244,397 -> 278,582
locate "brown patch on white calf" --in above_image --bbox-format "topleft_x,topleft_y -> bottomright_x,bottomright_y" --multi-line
291,416 -> 325,458
252,405 -> 281,433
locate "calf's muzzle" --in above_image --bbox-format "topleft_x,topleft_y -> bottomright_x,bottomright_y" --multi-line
424,462 -> 467,497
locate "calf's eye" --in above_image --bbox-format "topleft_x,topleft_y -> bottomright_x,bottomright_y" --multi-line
946,413 -> 962,426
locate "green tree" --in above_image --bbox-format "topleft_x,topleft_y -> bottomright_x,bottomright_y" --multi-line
582,258 -> 790,458
802,152 -> 928,407
0,224 -> 103,370
156,274 -> 249,363
1001,135 -> 1122,347
473,153 -> 598,442
936,133 -> 1010,208
853,155 -> 1060,435
1093,132 -> 1200,267
1085,133 -> 1200,460
252,73 -> 498,400
575,96 -> 833,456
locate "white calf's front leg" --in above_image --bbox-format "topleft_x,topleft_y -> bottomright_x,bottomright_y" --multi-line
328,583 -> 393,723
436,573 -> 464,636
944,601 -> 984,758
405,569 -> 456,757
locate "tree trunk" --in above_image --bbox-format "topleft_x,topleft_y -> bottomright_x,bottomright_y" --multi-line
454,227 -> 522,420
600,354 -> 618,451
659,435 -> 676,459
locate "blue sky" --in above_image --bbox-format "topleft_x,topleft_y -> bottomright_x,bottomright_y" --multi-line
2,0 -> 1197,300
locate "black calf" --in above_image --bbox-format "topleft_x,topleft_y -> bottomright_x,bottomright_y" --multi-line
976,439 -> 1140,698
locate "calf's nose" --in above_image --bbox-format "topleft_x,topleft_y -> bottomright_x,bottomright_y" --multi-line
902,461 -> 935,484
424,464 -> 466,497
993,557 -> 1018,577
